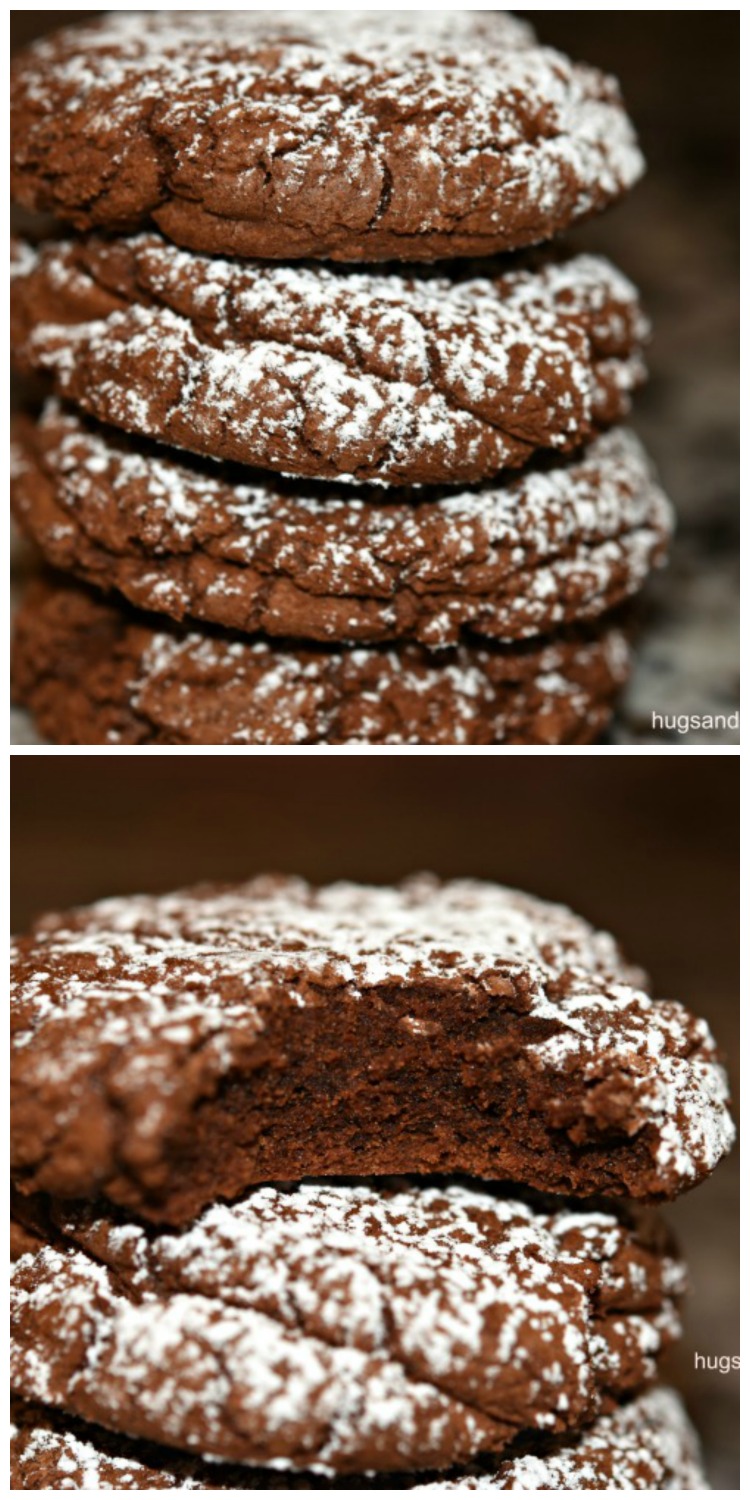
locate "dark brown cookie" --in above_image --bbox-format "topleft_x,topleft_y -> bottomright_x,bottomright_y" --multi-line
10,236 -> 647,487
10,1219 -> 44,1263
12,405 -> 671,649
10,1388 -> 707,1490
10,577 -> 630,746
10,12 -> 644,264
11,873 -> 733,1222
10,1182 -> 685,1474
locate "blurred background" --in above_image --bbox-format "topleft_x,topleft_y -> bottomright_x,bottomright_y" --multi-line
11,754 -> 739,1483
10,10 -> 739,745
520,12 -> 739,742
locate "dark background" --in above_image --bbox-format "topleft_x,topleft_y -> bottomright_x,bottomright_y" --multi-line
11,755 -> 739,1484
10,11 -> 739,742
528,12 -> 740,740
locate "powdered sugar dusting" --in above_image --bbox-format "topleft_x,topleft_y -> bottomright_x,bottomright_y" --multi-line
11,12 -> 643,261
11,877 -> 733,1194
12,576 -> 628,746
10,1384 -> 706,1489
16,403 -> 671,648
107,609 -> 628,745
12,237 -> 648,486
11,1180 -> 685,1474
426,1387 -> 706,1491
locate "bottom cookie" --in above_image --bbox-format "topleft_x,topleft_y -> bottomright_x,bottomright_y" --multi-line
11,577 -> 629,746
10,1389 -> 707,1490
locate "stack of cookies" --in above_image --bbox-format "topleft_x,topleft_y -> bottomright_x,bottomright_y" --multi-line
11,875 -> 734,1489
10,11 -> 672,745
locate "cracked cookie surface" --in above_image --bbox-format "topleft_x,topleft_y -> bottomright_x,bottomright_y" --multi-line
12,406 -> 671,649
10,1182 -> 685,1474
11,236 -> 647,487
10,576 -> 630,746
9,1387 -> 707,1490
10,11 -> 643,263
10,873 -> 733,1220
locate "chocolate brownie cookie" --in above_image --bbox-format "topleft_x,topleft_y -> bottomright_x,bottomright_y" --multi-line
10,1388 -> 707,1490
10,1219 -> 44,1263
12,406 -> 672,648
10,236 -> 648,486
10,1181 -> 685,1474
10,11 -> 643,264
11,874 -> 733,1221
10,577 -> 630,746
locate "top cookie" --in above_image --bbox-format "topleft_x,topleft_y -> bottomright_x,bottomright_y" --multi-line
11,876 -> 733,1222
10,11 -> 644,262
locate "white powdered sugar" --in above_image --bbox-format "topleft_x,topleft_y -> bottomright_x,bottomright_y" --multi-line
10,1384 -> 707,1489
423,1387 -> 706,1491
11,1415 -> 166,1490
116,623 -> 621,746
11,1180 -> 684,1474
12,238 -> 647,486
11,877 -> 733,1190
16,873 -> 634,998
17,403 -> 671,648
13,11 -> 643,258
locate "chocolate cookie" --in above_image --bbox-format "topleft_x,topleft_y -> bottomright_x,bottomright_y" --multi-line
10,11 -> 643,264
10,577 -> 630,746
10,874 -> 733,1222
12,405 -> 672,649
10,1219 -> 44,1263
10,236 -> 648,486
10,1181 -> 684,1474
10,1388 -> 707,1491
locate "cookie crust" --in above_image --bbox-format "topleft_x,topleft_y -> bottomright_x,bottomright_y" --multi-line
10,236 -> 647,487
10,1388 -> 707,1491
12,407 -> 671,649
10,577 -> 630,747
10,1182 -> 684,1474
11,874 -> 733,1221
10,11 -> 644,263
